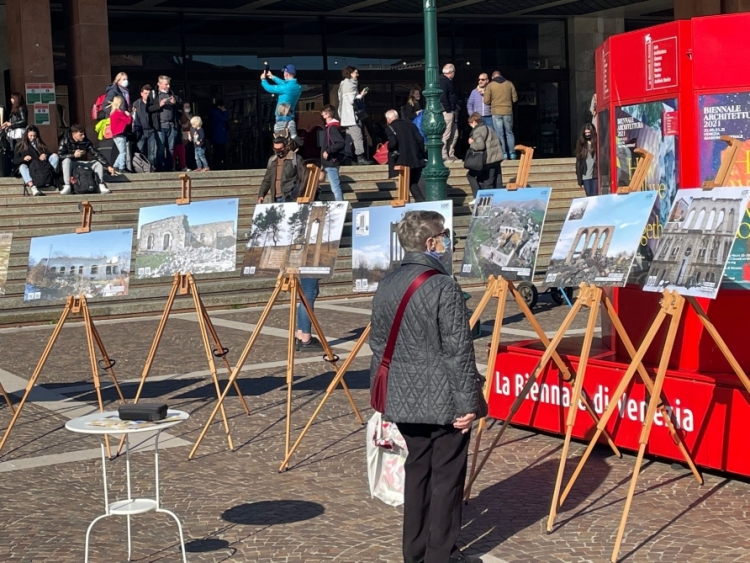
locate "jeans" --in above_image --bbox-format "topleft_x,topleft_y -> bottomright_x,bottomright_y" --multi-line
137,129 -> 157,166
583,178 -> 599,197
20,154 -> 60,185
62,159 -> 104,187
195,146 -> 209,169
156,125 -> 178,171
325,166 -> 343,201
113,136 -> 129,170
441,111 -> 458,160
297,278 -> 320,334
492,114 -> 515,158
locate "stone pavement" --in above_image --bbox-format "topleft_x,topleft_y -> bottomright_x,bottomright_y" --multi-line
0,290 -> 749,563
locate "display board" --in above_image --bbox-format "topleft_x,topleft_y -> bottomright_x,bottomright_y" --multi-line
134,199 -> 239,279
24,229 -> 133,302
242,201 -> 348,279
698,92 -> 750,185
643,187 -> 750,298
544,192 -> 657,288
0,233 -> 11,296
460,188 -> 550,283
351,200 -> 452,292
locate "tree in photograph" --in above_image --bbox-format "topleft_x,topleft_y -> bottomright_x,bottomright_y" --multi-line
288,205 -> 311,245
322,202 -> 342,251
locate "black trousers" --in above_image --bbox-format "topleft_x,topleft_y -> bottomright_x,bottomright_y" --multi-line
467,161 -> 502,197
397,423 -> 471,563
410,167 -> 425,202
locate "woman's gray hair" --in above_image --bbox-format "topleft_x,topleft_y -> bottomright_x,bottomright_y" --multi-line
397,210 -> 445,253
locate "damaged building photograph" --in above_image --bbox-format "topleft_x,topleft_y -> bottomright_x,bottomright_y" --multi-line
24,229 -> 134,302
134,199 -> 239,279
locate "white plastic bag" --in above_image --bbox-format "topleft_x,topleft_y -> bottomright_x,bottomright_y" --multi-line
366,412 -> 408,507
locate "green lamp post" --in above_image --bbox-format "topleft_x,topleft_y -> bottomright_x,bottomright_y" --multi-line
421,0 -> 450,201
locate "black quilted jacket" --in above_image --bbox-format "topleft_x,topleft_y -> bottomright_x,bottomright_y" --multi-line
370,252 -> 488,425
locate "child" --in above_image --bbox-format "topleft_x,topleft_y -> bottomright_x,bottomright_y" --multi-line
190,116 -> 209,171
108,95 -> 132,172
274,103 -> 302,148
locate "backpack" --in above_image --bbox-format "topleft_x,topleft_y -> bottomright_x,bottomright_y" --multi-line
132,152 -> 154,174
91,94 -> 106,121
29,159 -> 55,188
72,165 -> 99,194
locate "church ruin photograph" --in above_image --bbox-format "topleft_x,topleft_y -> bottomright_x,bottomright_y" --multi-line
134,198 -> 239,279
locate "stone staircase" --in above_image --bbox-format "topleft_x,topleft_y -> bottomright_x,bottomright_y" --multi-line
0,158 -> 581,325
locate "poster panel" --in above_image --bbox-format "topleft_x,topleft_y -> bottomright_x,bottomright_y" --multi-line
0,233 -> 11,296
698,92 -> 750,186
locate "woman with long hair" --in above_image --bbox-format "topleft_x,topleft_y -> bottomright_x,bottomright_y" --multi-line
466,112 -> 503,202
401,88 -> 422,122
338,65 -> 373,165
3,92 -> 28,151
575,123 -> 598,196
108,95 -> 132,172
104,72 -> 131,117
14,125 -> 60,196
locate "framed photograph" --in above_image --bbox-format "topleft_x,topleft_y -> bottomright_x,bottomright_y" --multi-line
0,233 -> 11,296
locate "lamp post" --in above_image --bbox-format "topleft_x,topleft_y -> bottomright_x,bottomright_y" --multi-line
421,0 -> 449,201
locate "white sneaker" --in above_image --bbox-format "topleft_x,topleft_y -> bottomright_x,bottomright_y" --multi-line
60,185 -> 72,195
30,185 -> 42,196
98,184 -> 112,194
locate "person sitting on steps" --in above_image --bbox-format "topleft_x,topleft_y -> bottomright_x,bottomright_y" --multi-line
14,125 -> 60,196
58,124 -> 116,195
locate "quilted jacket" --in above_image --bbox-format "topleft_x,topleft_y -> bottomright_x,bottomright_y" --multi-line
370,252 -> 488,425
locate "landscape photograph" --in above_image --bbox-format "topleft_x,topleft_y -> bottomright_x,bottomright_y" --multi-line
0,233 -> 11,296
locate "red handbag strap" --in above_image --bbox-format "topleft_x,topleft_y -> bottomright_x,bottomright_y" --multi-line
380,269 -> 440,370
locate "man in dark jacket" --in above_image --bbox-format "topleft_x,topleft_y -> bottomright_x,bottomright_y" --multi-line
258,137 -> 308,203
58,124 -> 115,195
370,210 -> 487,563
154,75 -> 182,171
439,63 -> 459,162
385,109 -> 426,202
132,84 -> 160,167
321,104 -> 345,201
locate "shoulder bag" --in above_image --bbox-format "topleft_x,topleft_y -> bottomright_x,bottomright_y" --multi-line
464,126 -> 489,172
370,269 -> 440,413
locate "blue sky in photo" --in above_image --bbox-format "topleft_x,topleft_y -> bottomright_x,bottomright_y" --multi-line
476,187 -> 552,206
29,229 -> 134,264
551,192 -> 657,260
137,199 -> 239,238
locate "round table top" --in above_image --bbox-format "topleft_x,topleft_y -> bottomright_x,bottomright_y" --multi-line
65,409 -> 189,436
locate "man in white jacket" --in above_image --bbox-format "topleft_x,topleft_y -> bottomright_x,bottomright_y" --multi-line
338,66 -> 374,165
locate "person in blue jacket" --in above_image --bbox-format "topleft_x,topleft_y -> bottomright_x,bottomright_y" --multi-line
208,101 -> 229,169
261,64 -> 303,132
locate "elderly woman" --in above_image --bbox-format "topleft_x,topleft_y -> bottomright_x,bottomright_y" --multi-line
370,210 -> 487,563
466,112 -> 504,203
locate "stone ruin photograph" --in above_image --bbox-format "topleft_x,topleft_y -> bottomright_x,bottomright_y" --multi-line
0,233 -> 10,296
134,198 -> 239,279
460,188 -> 550,283
643,187 -> 750,299
242,201 -> 348,280
545,192 -> 657,288
24,229 -> 134,303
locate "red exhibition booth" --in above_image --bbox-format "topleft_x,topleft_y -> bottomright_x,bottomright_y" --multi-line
491,12 -> 750,476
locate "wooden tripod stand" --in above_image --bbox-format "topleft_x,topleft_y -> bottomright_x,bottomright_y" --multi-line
0,295 -> 126,458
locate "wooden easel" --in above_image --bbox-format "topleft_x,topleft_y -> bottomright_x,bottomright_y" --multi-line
0,204 -> 126,458
391,165 -> 410,207
188,171 -> 362,462
629,147 -> 653,191
702,135 -> 742,188
119,177 -> 249,455
506,145 -> 534,189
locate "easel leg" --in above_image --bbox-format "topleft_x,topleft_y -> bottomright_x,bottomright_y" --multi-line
611,296 -> 685,563
0,383 -> 15,414
88,316 -> 126,404
0,301 -> 73,455
82,302 -> 113,459
189,278 -> 286,460
279,324 -> 372,472
285,278 -> 298,459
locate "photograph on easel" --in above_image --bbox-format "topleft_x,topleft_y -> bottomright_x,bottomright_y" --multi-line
460,188 -> 550,283
544,191 -> 657,288
351,200 -> 453,293
23,229 -> 133,302
0,233 -> 11,296
134,198 -> 239,279
241,201 -> 348,279
643,187 -> 750,298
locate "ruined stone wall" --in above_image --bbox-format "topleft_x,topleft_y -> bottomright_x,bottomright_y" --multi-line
139,215 -> 190,252
189,221 -> 236,249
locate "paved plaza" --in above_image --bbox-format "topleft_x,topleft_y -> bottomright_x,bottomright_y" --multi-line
1,290 -> 749,563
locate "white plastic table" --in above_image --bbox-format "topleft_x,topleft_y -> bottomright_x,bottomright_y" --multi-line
65,409 -> 190,563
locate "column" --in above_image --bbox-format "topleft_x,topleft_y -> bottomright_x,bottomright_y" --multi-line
6,0 -> 58,141
675,0 -> 721,18
721,0 -> 750,12
65,0 -> 111,140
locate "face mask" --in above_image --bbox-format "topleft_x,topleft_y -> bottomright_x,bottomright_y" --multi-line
121,80 -> 129,88
584,133 -> 591,139
275,150 -> 286,158
184,107 -> 191,113
425,250 -> 442,260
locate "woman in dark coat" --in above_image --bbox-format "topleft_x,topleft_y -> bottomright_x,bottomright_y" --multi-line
3,92 -> 28,151
385,108 -> 426,201
575,122 -> 598,196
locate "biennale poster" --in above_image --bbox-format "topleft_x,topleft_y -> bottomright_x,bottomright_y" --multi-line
460,188 -> 550,283
724,200 -> 750,290
24,229 -> 133,302
698,92 -> 750,186
544,192 -> 657,288
134,199 -> 239,279
597,109 -> 612,194
643,187 -> 750,299
352,200 -> 453,292
0,233 -> 11,296
242,201 -> 348,280
615,99 -> 679,281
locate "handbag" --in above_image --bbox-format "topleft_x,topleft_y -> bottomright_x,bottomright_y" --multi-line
366,412 -> 408,506
370,269 -> 440,413
373,142 -> 389,165
464,126 -> 489,172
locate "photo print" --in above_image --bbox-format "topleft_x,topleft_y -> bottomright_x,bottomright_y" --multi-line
460,188 -> 551,283
352,200 -> 453,293
242,201 -> 348,279
643,187 -> 750,299
24,229 -> 133,302
0,233 -> 11,296
544,192 -> 657,288
134,199 -> 239,279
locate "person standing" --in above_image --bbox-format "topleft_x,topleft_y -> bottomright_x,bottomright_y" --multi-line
132,85 -> 159,167
2,92 -> 28,155
439,64 -> 459,162
108,95 -> 132,173
467,74 -> 493,130
385,109 -> 426,202
369,210 -> 487,563
575,123 -> 598,196
209,101 -> 229,170
483,70 -> 518,160
103,72 -> 131,117
190,116 -> 209,171
401,88 -> 422,122
466,112 -> 503,201
338,66 -> 373,165
261,63 -> 302,135
154,75 -> 181,171
321,105 -> 345,202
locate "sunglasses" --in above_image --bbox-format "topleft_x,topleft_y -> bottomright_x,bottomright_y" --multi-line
431,228 -> 451,239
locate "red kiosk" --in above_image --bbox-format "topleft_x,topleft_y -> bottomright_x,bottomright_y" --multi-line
489,13 -> 750,477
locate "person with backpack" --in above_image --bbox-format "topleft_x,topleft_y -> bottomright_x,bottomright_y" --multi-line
132,84 -> 159,169
320,104 -> 345,202
14,126 -> 60,196
58,124 -> 116,195
102,72 -> 131,117
108,95 -> 132,173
